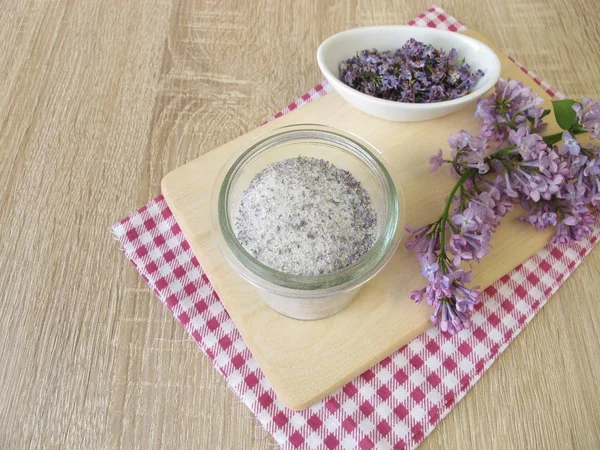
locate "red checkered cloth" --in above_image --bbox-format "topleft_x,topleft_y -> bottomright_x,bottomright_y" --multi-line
111,6 -> 598,449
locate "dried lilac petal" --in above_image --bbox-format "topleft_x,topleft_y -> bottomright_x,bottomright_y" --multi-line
338,39 -> 484,104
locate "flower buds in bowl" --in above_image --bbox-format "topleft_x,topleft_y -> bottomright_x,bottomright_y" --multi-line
317,26 -> 501,122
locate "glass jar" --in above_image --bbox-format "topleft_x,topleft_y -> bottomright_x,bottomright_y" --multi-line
210,124 -> 405,320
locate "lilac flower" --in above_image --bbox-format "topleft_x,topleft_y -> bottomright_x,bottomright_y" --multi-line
429,149 -> 445,172
448,235 -> 471,262
542,212 -> 558,227
522,174 -> 547,202
381,74 -> 401,90
504,172 -> 519,197
520,202 -> 559,230
475,78 -> 545,142
430,300 -> 470,334
465,151 -> 490,174
550,226 -> 571,245
419,254 -> 440,281
471,191 -> 504,228
448,130 -> 472,150
527,103 -> 549,133
538,148 -> 565,177
405,223 -> 435,254
449,231 -> 491,262
452,207 -> 478,232
573,98 -> 600,140
454,281 -> 479,313
561,131 -> 580,155
584,157 -> 600,176
544,175 -> 565,199
563,182 -> 586,205
552,204 -> 594,243
486,179 -> 515,220
429,85 -> 447,102
447,129 -> 492,175
411,254 -> 480,334
508,126 -> 547,160
562,215 -> 578,226
410,289 -> 425,303
426,267 -> 479,335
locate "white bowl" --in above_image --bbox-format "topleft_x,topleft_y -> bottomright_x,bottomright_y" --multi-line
317,26 -> 501,122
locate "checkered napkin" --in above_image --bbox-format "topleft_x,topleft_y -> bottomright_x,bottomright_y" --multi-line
111,6 -> 597,449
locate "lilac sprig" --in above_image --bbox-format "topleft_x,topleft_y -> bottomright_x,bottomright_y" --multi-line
339,39 -> 484,104
407,78 -> 600,332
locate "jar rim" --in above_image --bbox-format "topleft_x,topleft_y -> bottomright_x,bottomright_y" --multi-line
210,124 -> 405,298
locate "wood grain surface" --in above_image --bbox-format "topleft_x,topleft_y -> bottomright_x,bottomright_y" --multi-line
0,1 -> 598,449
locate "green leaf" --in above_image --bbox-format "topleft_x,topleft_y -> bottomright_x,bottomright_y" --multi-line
552,100 -> 577,130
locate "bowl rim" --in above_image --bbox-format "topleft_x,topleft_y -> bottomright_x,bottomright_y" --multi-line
210,124 -> 406,297
316,25 -> 501,109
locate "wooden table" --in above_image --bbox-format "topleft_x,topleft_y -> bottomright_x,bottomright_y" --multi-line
1,1 -> 599,448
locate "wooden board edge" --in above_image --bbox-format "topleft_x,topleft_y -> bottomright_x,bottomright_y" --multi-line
280,320 -> 433,410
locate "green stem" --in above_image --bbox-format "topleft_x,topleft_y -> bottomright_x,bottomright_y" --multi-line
438,169 -> 476,270
500,111 -> 518,131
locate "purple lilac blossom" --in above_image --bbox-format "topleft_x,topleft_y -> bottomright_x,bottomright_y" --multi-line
406,78 -> 599,332
475,78 -> 545,142
561,131 -> 580,155
339,39 -> 484,104
429,149 -> 445,172
573,98 -> 600,140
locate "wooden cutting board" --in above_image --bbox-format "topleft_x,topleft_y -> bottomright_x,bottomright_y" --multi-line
161,30 -> 560,410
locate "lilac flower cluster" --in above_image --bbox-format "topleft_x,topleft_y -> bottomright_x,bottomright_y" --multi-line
407,78 -> 600,333
573,98 -> 600,140
475,79 -> 547,140
339,39 -> 484,103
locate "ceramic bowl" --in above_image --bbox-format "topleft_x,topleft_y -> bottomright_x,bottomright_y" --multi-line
317,26 -> 501,122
